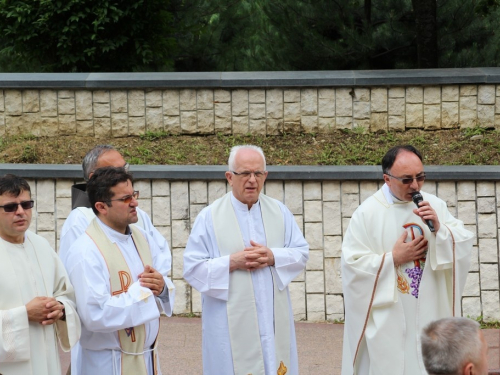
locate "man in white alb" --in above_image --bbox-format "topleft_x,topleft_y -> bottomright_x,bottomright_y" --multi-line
0,174 -> 80,375
184,145 -> 309,375
59,145 -> 170,374
341,145 -> 475,375
65,167 -> 175,375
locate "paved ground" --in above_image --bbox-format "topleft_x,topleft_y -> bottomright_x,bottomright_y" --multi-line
60,316 -> 499,374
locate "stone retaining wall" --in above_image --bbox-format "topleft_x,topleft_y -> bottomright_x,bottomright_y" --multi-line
22,174 -> 500,322
1,69 -> 500,136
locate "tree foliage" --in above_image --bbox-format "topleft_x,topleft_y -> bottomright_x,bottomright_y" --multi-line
256,0 -> 500,70
1,0 -> 500,72
0,0 -> 176,72
170,0 -> 271,71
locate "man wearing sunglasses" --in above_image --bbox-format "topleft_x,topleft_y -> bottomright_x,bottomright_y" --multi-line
64,167 -> 174,375
184,145 -> 309,375
341,145 -> 474,375
0,174 -> 80,375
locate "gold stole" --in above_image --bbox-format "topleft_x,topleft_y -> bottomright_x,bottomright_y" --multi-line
86,218 -> 158,375
211,193 -> 291,375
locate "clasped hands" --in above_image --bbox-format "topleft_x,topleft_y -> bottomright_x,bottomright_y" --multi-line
230,240 -> 275,272
26,297 -> 64,325
139,265 -> 165,296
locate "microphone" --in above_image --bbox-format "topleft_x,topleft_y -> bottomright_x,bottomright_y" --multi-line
411,192 -> 435,232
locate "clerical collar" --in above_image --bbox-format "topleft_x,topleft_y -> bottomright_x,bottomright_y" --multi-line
96,217 -> 131,242
382,183 -> 411,205
230,191 -> 260,212
390,191 -> 404,202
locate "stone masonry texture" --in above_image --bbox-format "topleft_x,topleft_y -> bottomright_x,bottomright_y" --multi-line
2,84 -> 500,137
30,177 -> 497,323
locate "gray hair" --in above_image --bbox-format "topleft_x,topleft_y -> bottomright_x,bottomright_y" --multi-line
227,145 -> 266,171
82,145 -> 116,181
421,317 -> 482,375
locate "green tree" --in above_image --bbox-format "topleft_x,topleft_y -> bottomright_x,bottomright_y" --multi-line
412,0 -> 438,68
258,0 -> 500,70
0,0 -> 176,72
258,0 -> 415,70
171,0 -> 272,71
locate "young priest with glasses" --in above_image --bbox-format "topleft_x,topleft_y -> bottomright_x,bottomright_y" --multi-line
64,167 -> 174,375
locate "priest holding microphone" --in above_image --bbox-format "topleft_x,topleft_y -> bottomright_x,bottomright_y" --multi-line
341,145 -> 475,375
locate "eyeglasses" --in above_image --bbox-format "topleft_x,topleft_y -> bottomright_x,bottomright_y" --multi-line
0,200 -> 34,213
123,163 -> 130,172
231,171 -> 266,178
109,191 -> 139,204
385,172 -> 426,185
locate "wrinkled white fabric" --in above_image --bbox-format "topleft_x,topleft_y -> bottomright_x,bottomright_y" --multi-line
0,232 -> 80,375
341,185 -> 474,375
60,205 -> 169,374
184,193 -> 309,375
65,218 -> 174,375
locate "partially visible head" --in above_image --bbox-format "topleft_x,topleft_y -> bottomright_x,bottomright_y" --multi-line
0,174 -> 31,198
382,145 -> 425,201
87,167 -> 139,233
0,174 -> 33,243
82,145 -> 128,181
225,145 -> 268,209
228,145 -> 267,171
421,317 -> 488,375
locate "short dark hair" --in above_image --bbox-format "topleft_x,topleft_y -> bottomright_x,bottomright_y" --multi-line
87,167 -> 133,215
382,145 -> 423,174
0,174 -> 31,197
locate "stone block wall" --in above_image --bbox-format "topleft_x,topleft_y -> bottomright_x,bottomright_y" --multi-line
27,177 -> 500,322
1,84 -> 500,136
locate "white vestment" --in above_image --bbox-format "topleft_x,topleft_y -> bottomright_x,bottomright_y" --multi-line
183,193 -> 309,375
59,200 -> 169,374
0,231 -> 80,375
341,185 -> 474,375
65,218 -> 175,375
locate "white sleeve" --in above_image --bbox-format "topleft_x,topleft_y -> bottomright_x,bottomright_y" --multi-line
51,253 -> 81,351
146,232 -> 175,316
0,306 -> 30,362
429,200 -> 475,271
59,209 -> 91,267
67,238 -> 161,333
271,203 -> 309,290
135,209 -> 170,255
183,207 -> 231,301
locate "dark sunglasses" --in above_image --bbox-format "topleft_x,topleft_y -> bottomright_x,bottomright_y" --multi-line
0,200 -> 34,212
385,173 -> 426,185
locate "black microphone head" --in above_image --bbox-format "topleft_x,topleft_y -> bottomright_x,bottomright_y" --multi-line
411,191 -> 423,205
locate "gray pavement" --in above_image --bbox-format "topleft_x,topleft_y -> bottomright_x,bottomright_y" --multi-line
60,316 -> 342,374
60,316 -> 500,374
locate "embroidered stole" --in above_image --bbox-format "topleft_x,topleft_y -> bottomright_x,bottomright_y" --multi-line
211,193 -> 291,375
86,218 -> 157,375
